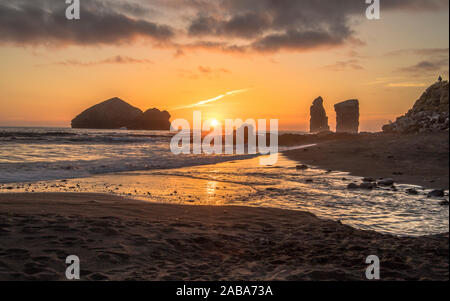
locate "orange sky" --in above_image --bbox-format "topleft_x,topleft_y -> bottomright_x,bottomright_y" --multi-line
0,0 -> 448,131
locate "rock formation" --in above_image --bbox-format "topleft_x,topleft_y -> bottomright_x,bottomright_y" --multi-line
71,97 -> 143,129
71,97 -> 171,130
334,99 -> 359,133
310,97 -> 330,133
127,108 -> 171,130
383,81 -> 449,134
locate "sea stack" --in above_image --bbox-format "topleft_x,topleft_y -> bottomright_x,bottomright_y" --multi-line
71,97 -> 143,129
310,97 -> 330,133
334,99 -> 359,133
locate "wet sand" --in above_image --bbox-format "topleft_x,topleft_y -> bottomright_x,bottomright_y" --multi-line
284,133 -> 449,190
0,193 -> 448,281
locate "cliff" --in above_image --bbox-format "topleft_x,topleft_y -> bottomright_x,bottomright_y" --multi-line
383,81 -> 449,134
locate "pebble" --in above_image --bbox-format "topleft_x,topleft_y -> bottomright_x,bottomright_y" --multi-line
428,190 -> 445,198
347,183 -> 359,189
377,178 -> 395,186
406,188 -> 419,195
359,182 -> 375,190
363,177 -> 375,182
296,164 -> 308,170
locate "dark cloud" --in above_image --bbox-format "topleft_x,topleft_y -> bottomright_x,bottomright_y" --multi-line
385,48 -> 449,57
0,0 -> 448,53
183,0 -> 448,53
198,65 -> 230,74
112,1 -> 156,17
324,59 -> 364,72
178,65 -> 231,80
188,12 -> 271,38
173,40 -> 248,54
188,15 -> 219,36
403,61 -> 438,71
51,55 -> 153,67
251,28 -> 351,52
398,59 -> 449,76
0,0 -> 174,46
389,46 -> 449,77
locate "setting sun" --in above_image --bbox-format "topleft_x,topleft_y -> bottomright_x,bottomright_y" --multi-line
210,119 -> 220,128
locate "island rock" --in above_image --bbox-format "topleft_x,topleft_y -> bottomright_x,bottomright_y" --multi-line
127,108 -> 171,130
71,97 -> 142,129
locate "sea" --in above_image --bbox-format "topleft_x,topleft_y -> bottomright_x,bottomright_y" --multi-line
0,127 -> 448,237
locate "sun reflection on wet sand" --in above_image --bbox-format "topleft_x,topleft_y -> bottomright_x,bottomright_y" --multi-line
1,153 -> 448,237
206,181 -> 217,196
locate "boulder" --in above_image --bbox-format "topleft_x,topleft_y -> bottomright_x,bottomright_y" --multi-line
427,189 -> 445,198
406,188 -> 419,195
346,182 -> 376,190
334,99 -> 359,133
363,177 -> 375,182
347,183 -> 359,189
383,81 -> 449,134
377,178 -> 394,186
127,108 -> 171,130
310,97 -> 330,133
71,97 -> 143,129
296,164 -> 309,170
359,182 -> 375,190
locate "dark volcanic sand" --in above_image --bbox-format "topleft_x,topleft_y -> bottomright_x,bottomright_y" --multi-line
284,133 -> 449,190
0,193 -> 448,281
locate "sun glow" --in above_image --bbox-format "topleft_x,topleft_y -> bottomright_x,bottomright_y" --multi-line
210,119 -> 220,127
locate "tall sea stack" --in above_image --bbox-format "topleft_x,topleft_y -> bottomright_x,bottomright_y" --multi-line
310,97 -> 330,133
334,99 -> 359,133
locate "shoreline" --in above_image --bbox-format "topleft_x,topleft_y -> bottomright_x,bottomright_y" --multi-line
1,133 -> 447,238
3,130 -> 446,191
0,192 -> 448,281
284,132 -> 449,190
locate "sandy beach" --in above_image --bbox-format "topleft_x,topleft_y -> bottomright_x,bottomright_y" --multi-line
284,133 -> 449,190
0,193 -> 448,281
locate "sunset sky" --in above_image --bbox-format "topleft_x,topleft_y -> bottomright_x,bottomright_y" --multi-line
0,0 -> 448,131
